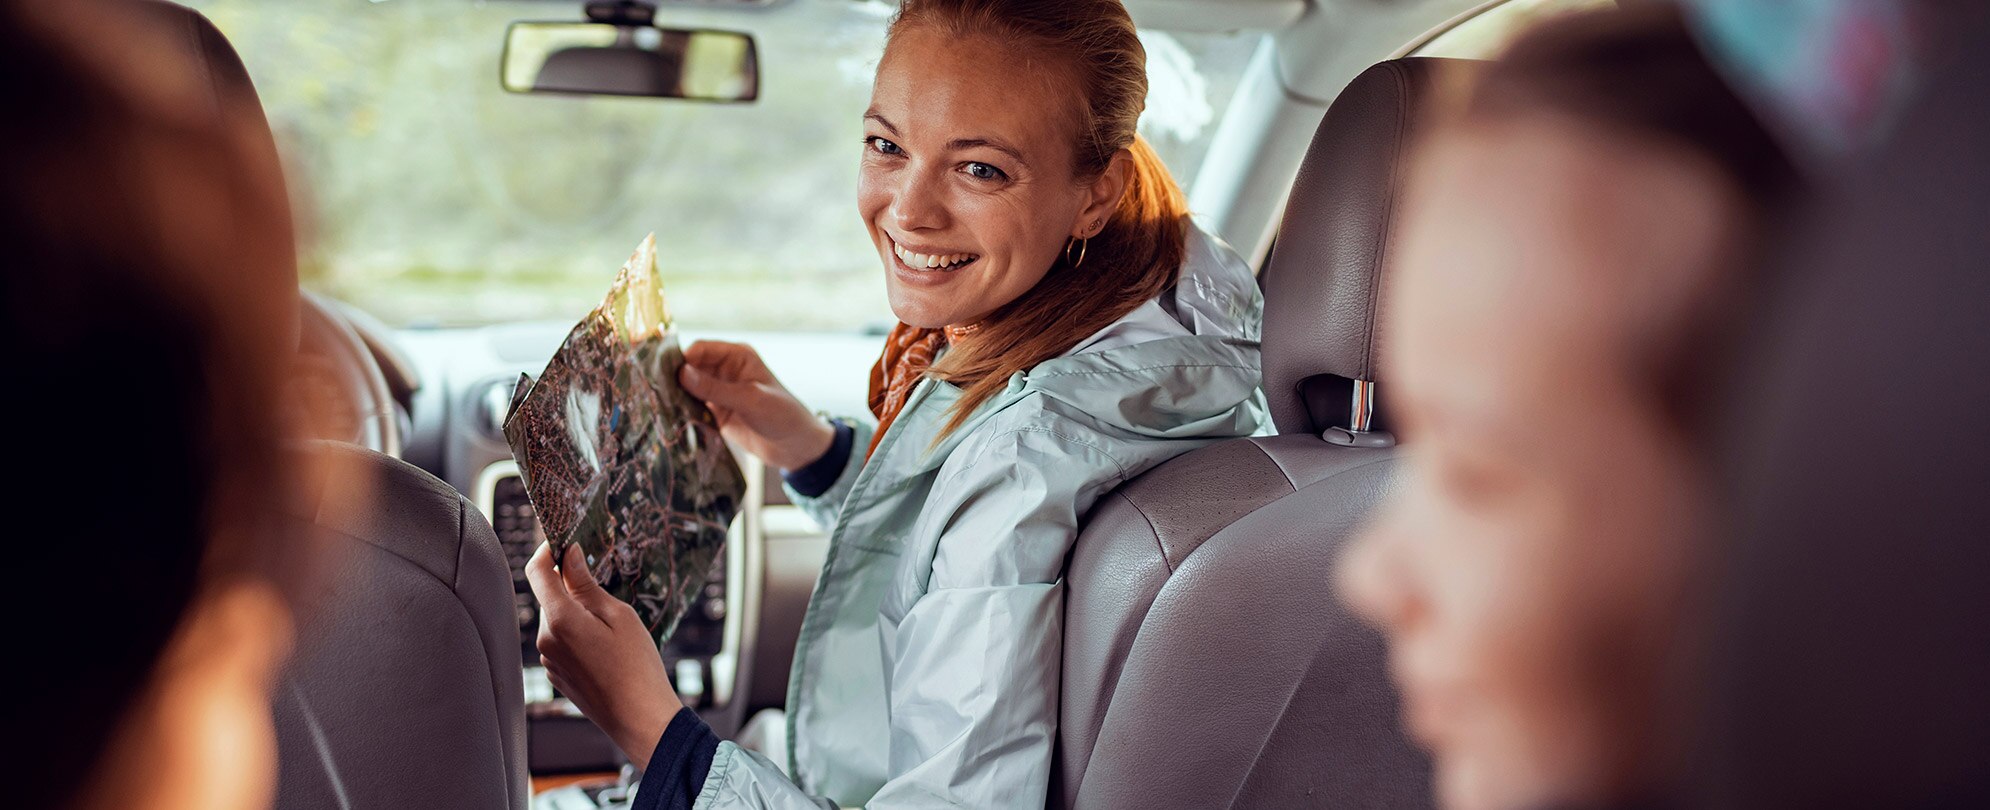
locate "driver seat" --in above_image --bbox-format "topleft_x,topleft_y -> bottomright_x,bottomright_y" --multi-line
121,4 -> 529,808
1056,58 -> 1476,808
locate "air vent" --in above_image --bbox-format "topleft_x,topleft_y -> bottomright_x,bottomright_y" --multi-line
483,374 -> 532,436
490,474 -> 546,635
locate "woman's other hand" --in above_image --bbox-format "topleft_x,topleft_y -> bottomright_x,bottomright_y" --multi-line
526,542 -> 682,771
680,340 -> 835,471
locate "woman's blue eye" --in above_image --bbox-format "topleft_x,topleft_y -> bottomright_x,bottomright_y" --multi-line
964,162 -> 1006,181
867,137 -> 903,156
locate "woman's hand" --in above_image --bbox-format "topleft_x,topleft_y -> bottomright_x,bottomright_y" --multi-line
679,340 -> 836,471
526,542 -> 682,771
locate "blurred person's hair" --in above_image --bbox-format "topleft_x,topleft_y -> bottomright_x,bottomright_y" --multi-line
0,2 -> 301,807
888,0 -> 1190,435
1461,3 -> 1800,427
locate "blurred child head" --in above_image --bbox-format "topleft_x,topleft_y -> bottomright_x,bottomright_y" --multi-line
3,2 -> 303,808
1338,6 -> 1795,809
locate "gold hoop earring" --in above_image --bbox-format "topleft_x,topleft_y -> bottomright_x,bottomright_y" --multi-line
1066,236 -> 1089,268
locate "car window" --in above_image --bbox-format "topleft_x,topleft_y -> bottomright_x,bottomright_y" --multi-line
1411,0 -> 1616,59
185,0 -> 1259,332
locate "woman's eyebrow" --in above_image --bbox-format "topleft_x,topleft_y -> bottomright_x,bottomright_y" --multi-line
864,110 -> 900,135
947,137 -> 1028,168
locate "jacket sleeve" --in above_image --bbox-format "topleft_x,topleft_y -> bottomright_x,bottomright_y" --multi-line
690,743 -> 838,810
781,418 -> 874,531
871,424 -> 1125,806
693,423 -> 1126,810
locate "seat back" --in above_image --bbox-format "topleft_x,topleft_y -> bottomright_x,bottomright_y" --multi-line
1057,58 -> 1476,808
280,443 -> 529,810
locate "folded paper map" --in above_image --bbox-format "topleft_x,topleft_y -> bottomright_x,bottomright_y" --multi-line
503,234 -> 746,641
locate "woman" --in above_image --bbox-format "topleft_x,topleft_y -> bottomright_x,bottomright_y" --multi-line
6,1 -> 305,808
1335,6 -> 1796,810
525,0 -> 1266,807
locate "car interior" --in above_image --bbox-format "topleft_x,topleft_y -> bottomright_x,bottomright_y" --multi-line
128,0 -> 1612,807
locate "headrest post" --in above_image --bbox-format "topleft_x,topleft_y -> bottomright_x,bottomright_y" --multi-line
1348,379 -> 1375,433
1322,378 -> 1394,448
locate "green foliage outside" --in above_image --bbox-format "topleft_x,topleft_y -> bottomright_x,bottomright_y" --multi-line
183,0 -> 1256,332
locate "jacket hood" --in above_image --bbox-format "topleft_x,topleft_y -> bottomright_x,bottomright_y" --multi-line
1019,219 -> 1267,440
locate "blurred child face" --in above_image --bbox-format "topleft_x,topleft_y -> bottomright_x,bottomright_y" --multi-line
78,584 -> 293,810
1339,118 -> 1739,810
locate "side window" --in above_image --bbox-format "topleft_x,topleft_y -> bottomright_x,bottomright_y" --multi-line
1409,0 -> 1616,59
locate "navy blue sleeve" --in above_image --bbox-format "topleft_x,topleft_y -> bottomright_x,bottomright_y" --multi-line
631,707 -> 720,810
779,418 -> 853,498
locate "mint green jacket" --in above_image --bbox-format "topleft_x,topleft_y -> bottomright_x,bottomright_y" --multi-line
694,225 -> 1267,808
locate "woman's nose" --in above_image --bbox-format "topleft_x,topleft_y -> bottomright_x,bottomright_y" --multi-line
889,170 -> 949,232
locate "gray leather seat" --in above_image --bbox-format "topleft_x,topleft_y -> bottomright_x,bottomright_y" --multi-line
119,4 -> 528,807
1056,58 -> 1475,808
281,443 -> 529,809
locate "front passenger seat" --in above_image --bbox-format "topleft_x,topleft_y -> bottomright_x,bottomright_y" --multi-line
281,443 -> 529,809
1055,58 -> 1476,808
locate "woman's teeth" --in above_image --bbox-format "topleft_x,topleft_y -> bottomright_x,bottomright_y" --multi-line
893,242 -> 978,270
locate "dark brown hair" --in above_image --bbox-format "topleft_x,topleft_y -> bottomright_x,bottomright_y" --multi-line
1464,3 -> 1799,427
890,0 -> 1189,433
3,3 -> 299,806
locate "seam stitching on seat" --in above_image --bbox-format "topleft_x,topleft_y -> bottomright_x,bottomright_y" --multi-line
1252,439 -> 1305,489
1116,489 -> 1174,575
1187,449 -> 1390,565
284,681 -> 354,810
1075,490 -> 1169,801
455,497 -> 525,808
1225,640 -> 1322,808
1362,64 -> 1413,382
1258,455 -> 1396,515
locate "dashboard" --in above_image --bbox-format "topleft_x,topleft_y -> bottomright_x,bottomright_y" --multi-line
390,320 -> 882,771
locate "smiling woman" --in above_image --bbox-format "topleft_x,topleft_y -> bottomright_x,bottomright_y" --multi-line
523,1 -> 1271,808
176,0 -> 1256,331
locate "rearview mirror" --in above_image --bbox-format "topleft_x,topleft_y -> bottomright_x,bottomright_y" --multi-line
502,22 -> 759,102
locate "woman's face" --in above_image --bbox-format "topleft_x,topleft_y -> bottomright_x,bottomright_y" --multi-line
1338,119 -> 1736,810
860,26 -> 1118,329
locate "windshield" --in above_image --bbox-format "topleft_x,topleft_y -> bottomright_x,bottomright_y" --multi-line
185,0 -> 1260,331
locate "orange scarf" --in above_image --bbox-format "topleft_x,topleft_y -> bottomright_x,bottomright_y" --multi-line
866,322 -> 972,459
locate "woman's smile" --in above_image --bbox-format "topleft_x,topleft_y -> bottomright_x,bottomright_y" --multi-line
889,236 -> 980,271
884,234 -> 982,289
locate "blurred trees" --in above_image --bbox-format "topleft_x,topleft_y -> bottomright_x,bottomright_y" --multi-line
185,0 -> 1253,331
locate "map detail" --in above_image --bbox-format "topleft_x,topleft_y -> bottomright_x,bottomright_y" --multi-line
503,234 -> 747,642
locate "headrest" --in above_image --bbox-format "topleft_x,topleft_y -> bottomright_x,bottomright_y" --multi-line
119,0 -> 298,309
1260,57 -> 1480,437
